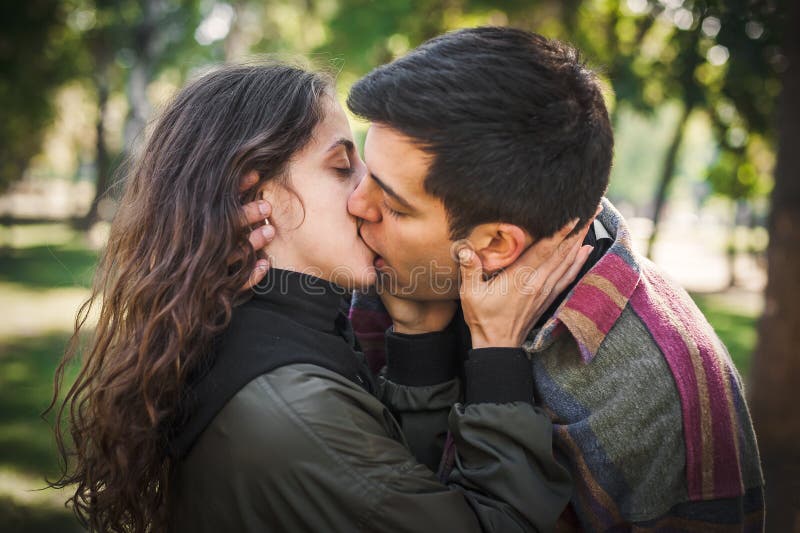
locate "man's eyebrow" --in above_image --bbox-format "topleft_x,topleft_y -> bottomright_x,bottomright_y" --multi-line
327,138 -> 355,152
371,173 -> 414,211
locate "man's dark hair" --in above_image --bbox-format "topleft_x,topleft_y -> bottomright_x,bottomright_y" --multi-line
348,26 -> 613,240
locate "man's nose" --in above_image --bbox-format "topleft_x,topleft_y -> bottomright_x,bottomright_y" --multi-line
348,175 -> 381,223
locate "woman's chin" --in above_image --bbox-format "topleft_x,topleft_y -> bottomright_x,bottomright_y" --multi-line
327,263 -> 378,292
354,268 -> 379,291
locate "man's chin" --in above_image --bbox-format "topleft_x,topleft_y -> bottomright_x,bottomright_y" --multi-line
375,273 -> 459,301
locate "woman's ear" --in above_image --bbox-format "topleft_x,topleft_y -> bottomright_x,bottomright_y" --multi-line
255,182 -> 277,227
465,223 -> 532,274
256,181 -> 302,232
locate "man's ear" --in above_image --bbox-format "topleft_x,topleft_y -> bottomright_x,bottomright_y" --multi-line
465,223 -> 532,274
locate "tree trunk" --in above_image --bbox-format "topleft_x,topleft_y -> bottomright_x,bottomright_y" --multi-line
81,73 -> 111,228
726,200 -> 746,288
224,0 -> 246,62
123,0 -> 164,154
646,103 -> 693,258
748,3 -> 800,529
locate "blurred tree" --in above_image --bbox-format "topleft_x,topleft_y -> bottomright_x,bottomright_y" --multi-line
555,0 -> 783,258
73,0 -> 129,227
321,0 -> 783,260
67,0 -> 202,226
484,1 -> 784,260
645,19 -> 704,258
0,1 -> 77,192
122,0 -> 199,153
322,0 -> 460,75
749,2 -> 800,528
623,0 -> 784,257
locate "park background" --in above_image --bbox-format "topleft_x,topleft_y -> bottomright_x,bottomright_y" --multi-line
0,0 -> 797,531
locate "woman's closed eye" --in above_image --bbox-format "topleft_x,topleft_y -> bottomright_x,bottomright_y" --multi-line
334,166 -> 355,178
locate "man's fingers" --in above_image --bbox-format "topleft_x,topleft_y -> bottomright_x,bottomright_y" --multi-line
227,223 -> 275,267
242,200 -> 271,226
248,222 -> 275,252
241,258 -> 269,292
239,170 -> 259,193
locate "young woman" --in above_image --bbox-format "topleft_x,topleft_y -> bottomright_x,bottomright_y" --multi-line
50,63 -> 588,532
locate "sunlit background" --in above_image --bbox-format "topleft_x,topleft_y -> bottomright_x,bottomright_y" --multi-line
1,0 -> 795,530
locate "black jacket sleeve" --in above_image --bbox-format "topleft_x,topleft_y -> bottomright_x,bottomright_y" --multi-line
378,323 -> 461,471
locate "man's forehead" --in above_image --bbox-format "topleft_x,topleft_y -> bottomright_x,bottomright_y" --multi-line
364,125 -> 430,195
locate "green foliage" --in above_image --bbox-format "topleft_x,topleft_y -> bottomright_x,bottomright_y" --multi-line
706,147 -> 772,200
691,292 -> 759,377
0,1 -> 79,192
1,0 -> 786,209
316,0 -> 785,207
1,0 -> 206,196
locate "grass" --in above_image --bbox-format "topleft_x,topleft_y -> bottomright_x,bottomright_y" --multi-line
0,333 -> 78,478
0,244 -> 96,290
0,227 -> 92,531
0,330 -> 83,532
0,223 -> 761,531
0,495 -> 84,533
690,292 -> 760,378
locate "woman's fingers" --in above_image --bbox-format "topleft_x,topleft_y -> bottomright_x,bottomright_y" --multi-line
543,222 -> 593,292
541,244 -> 594,311
504,219 -> 584,285
508,220 -> 591,310
557,245 -> 594,293
457,247 -> 484,295
539,238 -> 581,296
535,217 -> 581,262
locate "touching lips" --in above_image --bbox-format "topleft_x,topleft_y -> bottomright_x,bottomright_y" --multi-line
360,226 -> 386,270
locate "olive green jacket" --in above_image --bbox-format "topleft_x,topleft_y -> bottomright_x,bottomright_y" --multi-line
171,364 -> 570,532
169,270 -> 571,532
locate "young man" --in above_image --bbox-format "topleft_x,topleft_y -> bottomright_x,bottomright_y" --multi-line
345,27 -> 764,531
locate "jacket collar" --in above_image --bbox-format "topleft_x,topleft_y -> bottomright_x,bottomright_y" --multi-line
250,268 -> 352,336
524,198 -> 643,363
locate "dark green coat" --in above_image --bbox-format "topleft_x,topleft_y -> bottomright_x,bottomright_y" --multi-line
169,270 -> 571,532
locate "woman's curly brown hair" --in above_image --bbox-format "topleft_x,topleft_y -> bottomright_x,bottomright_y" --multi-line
46,62 -> 331,532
